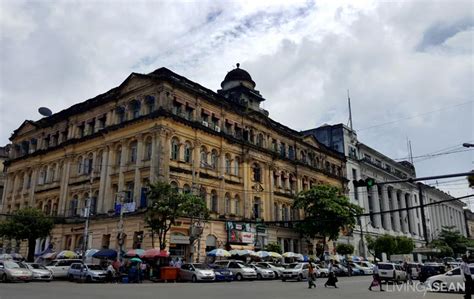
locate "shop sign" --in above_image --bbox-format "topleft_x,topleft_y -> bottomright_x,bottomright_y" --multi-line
241,232 -> 254,244
170,234 -> 190,244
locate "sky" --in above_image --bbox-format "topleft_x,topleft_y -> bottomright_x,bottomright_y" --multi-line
0,0 -> 472,201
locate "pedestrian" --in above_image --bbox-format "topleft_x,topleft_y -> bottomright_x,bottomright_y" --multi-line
176,257 -> 182,268
347,263 -> 352,277
140,262 -> 147,281
308,262 -> 316,289
461,255 -> 472,299
106,262 -> 116,283
406,263 -> 413,285
369,262 -> 384,291
324,260 -> 338,288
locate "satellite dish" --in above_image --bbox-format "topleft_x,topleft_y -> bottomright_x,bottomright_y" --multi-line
38,107 -> 53,117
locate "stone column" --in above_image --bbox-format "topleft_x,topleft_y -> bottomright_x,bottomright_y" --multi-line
242,156 -> 250,219
381,186 -> 392,231
58,160 -> 71,215
97,149 -> 109,213
407,193 -> 417,235
133,136 -> 144,203
149,132 -> 158,182
399,192 -> 409,234
391,188 -> 401,232
118,141 -> 128,192
371,186 -> 382,229
103,146 -> 115,211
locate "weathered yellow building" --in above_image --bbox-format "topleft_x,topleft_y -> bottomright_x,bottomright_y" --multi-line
1,65 -> 346,260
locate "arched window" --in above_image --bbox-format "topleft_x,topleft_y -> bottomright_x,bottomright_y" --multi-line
224,193 -> 231,214
200,147 -> 208,167
77,157 -> 83,175
145,95 -> 155,113
50,166 -> 56,182
144,138 -> 152,161
90,192 -> 98,215
44,200 -> 52,215
84,153 -> 93,174
300,151 -> 306,163
234,157 -> 240,176
210,190 -> 218,213
325,161 -> 330,172
256,133 -> 264,147
210,150 -> 218,169
183,184 -> 191,194
252,163 -> 261,182
274,203 -> 279,221
282,205 -> 288,221
234,195 -> 241,216
70,196 -> 79,217
129,100 -> 141,119
289,174 -> 296,192
116,106 -> 125,124
129,141 -> 138,163
199,187 -> 207,202
184,142 -> 192,163
170,138 -> 179,161
170,181 -> 179,193
96,151 -> 103,172
225,155 -> 231,174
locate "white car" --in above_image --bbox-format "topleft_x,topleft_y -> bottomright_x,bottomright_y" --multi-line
358,261 -> 375,269
179,263 -> 215,282
67,263 -> 107,282
316,265 -> 329,277
256,262 -> 285,278
46,259 -> 83,278
281,263 -> 311,281
377,262 -> 407,283
214,260 -> 257,281
350,262 -> 373,275
248,264 -> 275,279
426,266 -> 474,293
22,263 -> 53,281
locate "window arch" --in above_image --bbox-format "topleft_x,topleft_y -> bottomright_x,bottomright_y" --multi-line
129,100 -> 141,119
252,163 -> 262,182
170,181 -> 179,192
129,141 -> 138,163
210,150 -> 218,169
224,193 -> 231,214
234,195 -> 241,216
210,190 -> 218,212
70,195 -> 79,217
183,184 -> 191,194
184,142 -> 192,163
225,154 -> 231,174
170,138 -> 180,161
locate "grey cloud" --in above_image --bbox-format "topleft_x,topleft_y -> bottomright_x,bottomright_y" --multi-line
416,17 -> 473,51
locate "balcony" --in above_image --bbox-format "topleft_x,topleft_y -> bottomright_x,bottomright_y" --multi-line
360,157 -> 408,179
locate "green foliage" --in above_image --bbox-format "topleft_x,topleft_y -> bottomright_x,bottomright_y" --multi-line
145,181 -> 209,250
336,243 -> 354,255
365,234 -> 414,257
431,226 -> 469,256
264,242 -> 282,254
429,239 -> 454,258
395,236 -> 415,254
292,185 -> 363,241
0,207 -> 54,261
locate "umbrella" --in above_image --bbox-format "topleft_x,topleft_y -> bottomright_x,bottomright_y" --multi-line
268,252 -> 282,258
92,249 -> 117,260
143,249 -> 169,259
295,254 -> 304,261
253,251 -> 270,258
207,249 -> 231,257
57,250 -> 78,259
41,252 -> 57,260
85,249 -> 99,258
229,249 -> 255,256
124,249 -> 145,258
130,257 -> 142,263
282,252 -> 296,258
0,254 -> 13,260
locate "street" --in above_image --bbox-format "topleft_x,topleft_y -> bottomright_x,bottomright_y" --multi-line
0,276 -> 462,299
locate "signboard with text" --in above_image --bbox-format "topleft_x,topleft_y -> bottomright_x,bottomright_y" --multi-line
226,221 -> 253,244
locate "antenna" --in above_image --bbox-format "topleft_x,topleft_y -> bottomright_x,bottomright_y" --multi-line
408,139 -> 414,164
347,89 -> 353,131
38,107 -> 53,117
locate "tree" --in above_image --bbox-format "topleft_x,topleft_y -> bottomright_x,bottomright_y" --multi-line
429,239 -> 454,258
264,242 -> 282,254
292,184 -> 363,259
336,243 -> 354,256
0,207 -> 54,262
366,235 -> 414,258
395,236 -> 415,254
433,226 -> 470,256
145,181 -> 209,250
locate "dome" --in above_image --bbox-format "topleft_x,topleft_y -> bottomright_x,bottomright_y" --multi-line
221,63 -> 256,89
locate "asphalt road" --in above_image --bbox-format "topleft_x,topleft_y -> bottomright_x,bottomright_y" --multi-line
0,276 -> 463,299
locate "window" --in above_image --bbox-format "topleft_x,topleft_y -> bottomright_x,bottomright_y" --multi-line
225,193 -> 231,214
184,143 -> 192,163
210,150 -> 218,169
126,182 -> 134,202
234,195 -> 241,216
84,154 -> 93,174
211,190 -> 218,212
234,157 -> 240,176
274,203 -> 279,221
253,197 -> 261,219
252,163 -> 261,182
98,115 -> 106,130
256,134 -> 264,147
280,143 -> 286,157
129,100 -> 141,119
200,187 -> 207,203
171,138 -> 179,161
90,196 -> 97,215
288,146 -> 295,160
145,96 -> 155,113
144,138 -> 152,161
70,196 -> 79,217
116,147 -> 122,166
225,155 -> 231,174
183,184 -> 191,194
116,107 -> 125,123
77,124 -> 85,138
200,147 -> 207,167
129,141 -> 137,163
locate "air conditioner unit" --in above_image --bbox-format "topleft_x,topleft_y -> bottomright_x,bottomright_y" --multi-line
202,121 -> 209,127
215,126 -> 221,133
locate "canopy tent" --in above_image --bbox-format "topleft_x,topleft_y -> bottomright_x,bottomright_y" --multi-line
207,249 -> 231,257
57,250 -> 78,259
143,249 -> 170,259
92,249 -> 117,260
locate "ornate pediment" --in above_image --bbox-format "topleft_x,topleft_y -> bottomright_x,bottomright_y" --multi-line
10,120 -> 38,141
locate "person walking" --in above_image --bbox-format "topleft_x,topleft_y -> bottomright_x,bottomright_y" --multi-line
369,262 -> 384,291
308,262 -> 317,289
106,262 -> 116,283
461,255 -> 472,299
324,260 -> 338,288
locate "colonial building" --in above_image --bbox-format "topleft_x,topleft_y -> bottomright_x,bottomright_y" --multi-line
1,65 -> 346,260
305,123 -> 467,260
0,145 -> 9,204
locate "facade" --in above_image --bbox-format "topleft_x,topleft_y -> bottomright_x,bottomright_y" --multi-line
0,145 -> 9,204
305,124 -> 467,260
0,66 -> 346,260
464,210 -> 474,240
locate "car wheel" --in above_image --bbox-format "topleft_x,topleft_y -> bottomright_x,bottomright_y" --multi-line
68,275 -> 74,282
274,272 -> 278,278
257,274 -> 262,280
282,278 -> 286,282
235,273 -> 243,281
2,274 -> 8,283
86,276 -> 92,283
297,274 -> 303,282
321,273 -> 326,278
192,275 -> 197,283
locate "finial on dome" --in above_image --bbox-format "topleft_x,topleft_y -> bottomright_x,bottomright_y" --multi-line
236,63 -> 240,68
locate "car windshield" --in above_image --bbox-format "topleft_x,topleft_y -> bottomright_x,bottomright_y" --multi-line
4,261 -> 21,269
193,264 -> 209,270
87,265 -> 103,271
378,264 -> 394,270
269,263 -> 281,267
29,264 -> 47,270
287,263 -> 301,269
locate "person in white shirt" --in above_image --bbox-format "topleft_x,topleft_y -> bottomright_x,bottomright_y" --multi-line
369,262 -> 384,292
461,255 -> 472,299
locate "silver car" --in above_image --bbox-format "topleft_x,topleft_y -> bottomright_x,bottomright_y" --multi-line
256,262 -> 285,278
67,263 -> 107,282
281,262 -> 310,281
0,260 -> 33,282
248,264 -> 275,279
179,263 -> 215,282
214,260 -> 257,281
22,263 -> 53,281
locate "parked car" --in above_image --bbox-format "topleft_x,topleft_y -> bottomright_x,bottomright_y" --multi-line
425,266 -> 474,293
0,260 -> 33,282
331,264 -> 347,277
21,263 -> 53,282
255,262 -> 285,278
214,260 -> 257,281
377,262 -> 407,283
179,263 -> 215,282
46,259 -> 83,279
419,263 -> 446,283
281,262 -> 310,281
316,265 -> 330,277
248,264 -> 275,280
406,263 -> 422,280
208,264 -> 233,281
67,263 -> 107,282
358,261 -> 375,269
350,262 -> 373,275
